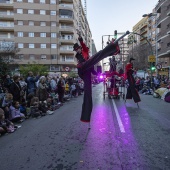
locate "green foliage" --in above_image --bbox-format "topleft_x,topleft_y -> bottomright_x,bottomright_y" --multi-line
0,57 -> 10,81
67,71 -> 78,78
19,62 -> 48,77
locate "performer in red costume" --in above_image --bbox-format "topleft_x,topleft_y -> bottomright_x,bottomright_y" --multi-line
125,58 -> 141,103
73,34 -> 120,124
73,30 -> 129,124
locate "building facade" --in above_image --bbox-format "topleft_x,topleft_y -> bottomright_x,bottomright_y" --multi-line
155,0 -> 170,70
0,0 -> 92,74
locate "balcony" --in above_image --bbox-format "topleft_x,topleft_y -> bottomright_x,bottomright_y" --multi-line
59,25 -> 74,33
59,0 -> 73,3
0,0 -> 13,9
59,45 -> 74,54
155,0 -> 165,12
59,4 -> 73,10
0,24 -> 14,31
0,13 -> 14,20
59,15 -> 74,23
167,11 -> 170,16
59,35 -> 74,44
140,29 -> 147,35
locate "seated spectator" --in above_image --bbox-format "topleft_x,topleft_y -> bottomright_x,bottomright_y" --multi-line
46,98 -> 55,114
70,83 -> 76,97
30,97 -> 43,117
9,101 -> 25,123
20,102 -> 29,119
0,108 -> 15,135
1,93 -> 13,119
79,80 -> 84,93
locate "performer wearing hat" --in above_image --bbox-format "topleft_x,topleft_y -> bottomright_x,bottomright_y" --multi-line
125,57 -> 141,103
73,32 -> 120,124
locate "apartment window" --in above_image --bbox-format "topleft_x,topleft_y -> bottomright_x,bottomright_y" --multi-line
29,44 -> 34,48
17,9 -> 23,14
17,0 -> 23,2
66,56 -> 74,61
51,11 -> 56,15
51,55 -> 57,59
50,0 -> 56,4
41,44 -> 46,48
28,0 -> 33,2
18,54 -> 24,59
41,55 -> 46,60
40,22 -> 46,26
18,21 -> 23,25
18,43 -> 23,48
40,33 -> 46,37
51,33 -> 56,38
40,10 -> 46,15
29,54 -> 35,60
28,10 -> 34,14
17,32 -> 23,37
29,21 -> 34,26
51,22 -> 56,26
40,0 -> 45,3
28,32 -> 34,37
51,44 -> 56,48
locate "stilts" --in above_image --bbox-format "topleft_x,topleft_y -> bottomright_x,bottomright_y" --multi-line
88,122 -> 91,130
137,102 -> 139,108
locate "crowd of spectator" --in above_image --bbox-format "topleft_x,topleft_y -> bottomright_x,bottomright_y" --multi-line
133,75 -> 170,95
0,71 -> 85,136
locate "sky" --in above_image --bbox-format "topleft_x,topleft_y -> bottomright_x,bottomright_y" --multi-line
81,0 -> 158,51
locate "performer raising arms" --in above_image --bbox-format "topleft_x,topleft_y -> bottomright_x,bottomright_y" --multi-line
73,30 -> 129,125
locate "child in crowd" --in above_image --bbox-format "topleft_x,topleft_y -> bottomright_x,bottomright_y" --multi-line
65,81 -> 70,95
46,98 -> 55,113
20,101 -> 29,119
9,101 -> 25,122
1,93 -> 13,119
30,96 -> 43,117
0,108 -> 15,135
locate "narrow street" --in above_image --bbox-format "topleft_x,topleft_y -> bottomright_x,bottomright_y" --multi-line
0,83 -> 170,170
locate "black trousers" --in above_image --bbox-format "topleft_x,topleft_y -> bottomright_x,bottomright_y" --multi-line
126,73 -> 141,103
78,43 -> 119,122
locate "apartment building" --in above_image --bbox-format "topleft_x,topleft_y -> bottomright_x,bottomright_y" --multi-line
0,0 -> 92,74
155,0 -> 170,70
129,17 -> 148,47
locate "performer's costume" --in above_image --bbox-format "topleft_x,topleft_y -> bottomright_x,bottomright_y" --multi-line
109,56 -> 117,72
73,37 -> 120,122
125,58 -> 141,103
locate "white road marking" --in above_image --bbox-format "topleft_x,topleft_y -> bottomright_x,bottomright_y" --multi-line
112,99 -> 125,133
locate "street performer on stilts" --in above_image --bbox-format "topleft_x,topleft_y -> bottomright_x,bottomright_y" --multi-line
125,57 -> 141,104
73,30 -> 129,126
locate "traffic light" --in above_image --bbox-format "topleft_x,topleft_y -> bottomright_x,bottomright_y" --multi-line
114,30 -> 117,39
151,62 -> 156,71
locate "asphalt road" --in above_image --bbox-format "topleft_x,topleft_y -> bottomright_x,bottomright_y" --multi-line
0,83 -> 170,170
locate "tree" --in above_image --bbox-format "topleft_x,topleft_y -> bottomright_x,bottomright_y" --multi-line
19,62 -> 48,77
127,43 -> 152,71
0,41 -> 19,80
